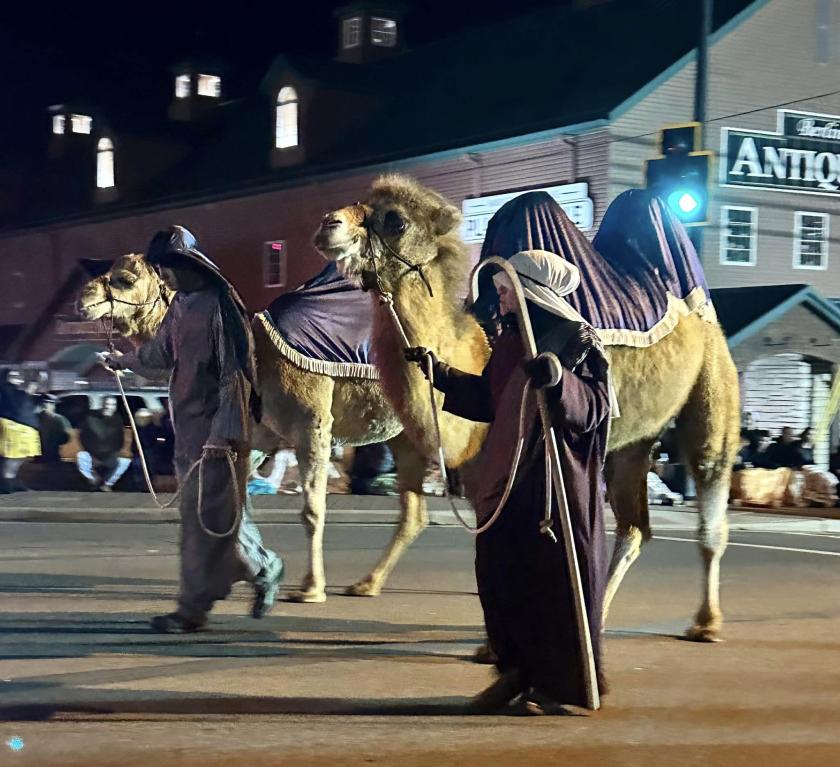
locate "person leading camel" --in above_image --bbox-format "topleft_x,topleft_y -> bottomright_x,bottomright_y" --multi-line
405,250 -> 611,714
104,226 -> 283,633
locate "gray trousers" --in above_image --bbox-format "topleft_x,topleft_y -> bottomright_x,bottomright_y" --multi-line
176,448 -> 280,621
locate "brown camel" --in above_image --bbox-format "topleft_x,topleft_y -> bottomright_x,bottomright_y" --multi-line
78,253 -> 430,603
314,174 -> 741,642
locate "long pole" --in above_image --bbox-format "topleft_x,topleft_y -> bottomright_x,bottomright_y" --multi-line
691,0 -> 713,253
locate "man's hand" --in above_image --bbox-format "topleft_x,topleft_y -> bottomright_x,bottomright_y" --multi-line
523,352 -> 563,389
403,347 -> 437,381
98,351 -> 125,371
203,444 -> 234,461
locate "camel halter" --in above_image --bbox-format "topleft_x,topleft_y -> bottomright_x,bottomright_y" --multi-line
373,256 -> 600,711
357,204 -> 435,298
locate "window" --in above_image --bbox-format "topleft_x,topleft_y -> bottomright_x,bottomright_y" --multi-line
342,16 -> 362,48
96,138 -> 115,189
371,17 -> 397,47
175,74 -> 191,98
52,115 -> 65,135
794,212 -> 829,269
70,114 -> 92,134
197,74 -> 221,98
263,241 -> 287,288
720,206 -> 757,265
275,86 -> 299,149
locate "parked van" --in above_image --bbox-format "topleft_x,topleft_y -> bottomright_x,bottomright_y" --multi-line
53,388 -> 168,429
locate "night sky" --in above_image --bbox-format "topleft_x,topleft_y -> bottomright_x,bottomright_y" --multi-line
0,0 -> 570,159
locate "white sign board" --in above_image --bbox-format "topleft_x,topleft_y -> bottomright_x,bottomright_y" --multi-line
461,182 -> 594,244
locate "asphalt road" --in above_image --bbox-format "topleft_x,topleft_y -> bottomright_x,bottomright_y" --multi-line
1,518 -> 839,766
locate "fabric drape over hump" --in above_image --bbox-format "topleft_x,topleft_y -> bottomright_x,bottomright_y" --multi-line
477,189 -> 714,347
257,261 -> 378,379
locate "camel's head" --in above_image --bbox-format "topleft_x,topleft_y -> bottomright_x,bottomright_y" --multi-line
314,174 -> 463,294
78,254 -> 173,338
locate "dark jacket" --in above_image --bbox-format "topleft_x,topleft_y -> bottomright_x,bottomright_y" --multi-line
79,411 -> 125,462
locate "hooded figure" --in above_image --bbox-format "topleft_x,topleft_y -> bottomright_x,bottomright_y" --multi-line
105,226 -> 282,632
405,249 -> 610,714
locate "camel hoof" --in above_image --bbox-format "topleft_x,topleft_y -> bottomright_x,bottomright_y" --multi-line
286,590 -> 327,604
344,581 -> 381,597
472,644 -> 498,665
685,625 -> 722,643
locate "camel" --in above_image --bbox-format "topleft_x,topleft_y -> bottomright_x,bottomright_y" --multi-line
78,253 -> 430,603
314,174 -> 741,642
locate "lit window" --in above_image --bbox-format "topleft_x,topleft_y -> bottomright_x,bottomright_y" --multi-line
794,212 -> 829,269
175,74 -> 191,98
371,17 -> 397,47
342,17 -> 361,48
197,74 -> 221,98
275,87 -> 299,149
71,114 -> 92,134
97,138 -> 115,189
52,115 -> 65,135
720,206 -> 757,266
263,241 -> 287,287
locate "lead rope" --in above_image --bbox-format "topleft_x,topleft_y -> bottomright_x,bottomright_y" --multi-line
378,292 -> 555,540
104,320 -> 241,538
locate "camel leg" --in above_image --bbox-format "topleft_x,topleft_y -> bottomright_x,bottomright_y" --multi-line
287,418 -> 334,604
602,440 -> 655,626
674,329 -> 740,642
345,432 -> 429,596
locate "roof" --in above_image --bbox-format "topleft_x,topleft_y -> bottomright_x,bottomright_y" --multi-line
710,284 -> 840,347
2,0 -> 759,232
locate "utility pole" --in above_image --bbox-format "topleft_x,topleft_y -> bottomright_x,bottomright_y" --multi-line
691,0 -> 713,253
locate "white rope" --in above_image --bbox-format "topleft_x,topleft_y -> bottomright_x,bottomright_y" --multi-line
111,368 -> 242,539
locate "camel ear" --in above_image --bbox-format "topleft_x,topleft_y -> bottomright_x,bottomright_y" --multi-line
431,204 -> 461,235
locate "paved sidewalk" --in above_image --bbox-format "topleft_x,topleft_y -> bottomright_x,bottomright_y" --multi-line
1,491 -> 839,533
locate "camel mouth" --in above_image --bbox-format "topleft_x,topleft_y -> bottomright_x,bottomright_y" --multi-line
77,297 -> 110,321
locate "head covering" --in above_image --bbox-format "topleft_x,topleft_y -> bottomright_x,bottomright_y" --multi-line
491,250 -> 588,326
146,225 -> 261,422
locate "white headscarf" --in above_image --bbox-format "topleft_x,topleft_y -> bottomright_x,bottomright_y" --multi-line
490,249 -> 620,418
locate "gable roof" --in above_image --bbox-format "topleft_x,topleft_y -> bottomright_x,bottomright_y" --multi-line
710,284 -> 840,347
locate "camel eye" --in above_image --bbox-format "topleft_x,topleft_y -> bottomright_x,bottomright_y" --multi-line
112,272 -> 136,287
383,210 -> 406,236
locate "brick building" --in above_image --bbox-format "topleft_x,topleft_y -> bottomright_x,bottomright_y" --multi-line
1,0 -> 839,462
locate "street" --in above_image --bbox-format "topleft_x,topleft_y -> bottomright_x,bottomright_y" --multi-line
0,505 -> 839,766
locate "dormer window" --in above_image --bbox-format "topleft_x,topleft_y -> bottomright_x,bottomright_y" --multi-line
70,114 -> 92,134
175,74 -> 191,99
96,138 -> 115,189
52,115 -> 66,135
342,17 -> 362,48
371,17 -> 397,47
197,74 -> 221,98
275,86 -> 299,149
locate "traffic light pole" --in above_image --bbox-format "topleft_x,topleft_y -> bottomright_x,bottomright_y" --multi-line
691,0 -> 713,253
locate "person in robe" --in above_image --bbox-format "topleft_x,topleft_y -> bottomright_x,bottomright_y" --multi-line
104,226 -> 283,633
405,249 -> 611,714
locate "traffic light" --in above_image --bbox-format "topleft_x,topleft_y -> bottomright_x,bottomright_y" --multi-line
645,123 -> 713,227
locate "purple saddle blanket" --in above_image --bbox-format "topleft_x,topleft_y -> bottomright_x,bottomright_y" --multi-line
479,189 -> 713,346
262,262 -> 376,372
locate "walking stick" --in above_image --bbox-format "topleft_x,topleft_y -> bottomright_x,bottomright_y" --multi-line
471,257 -> 601,711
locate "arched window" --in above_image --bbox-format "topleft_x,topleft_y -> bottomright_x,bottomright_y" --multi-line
275,87 -> 299,149
96,138 -> 115,189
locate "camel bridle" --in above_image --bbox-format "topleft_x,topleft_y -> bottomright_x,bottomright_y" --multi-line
355,203 -> 435,299
85,273 -> 171,352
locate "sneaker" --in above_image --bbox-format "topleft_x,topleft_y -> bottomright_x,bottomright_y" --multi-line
150,612 -> 206,634
470,670 -> 522,713
518,688 -> 570,717
251,556 -> 285,619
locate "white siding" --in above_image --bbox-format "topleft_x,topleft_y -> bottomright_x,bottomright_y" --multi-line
610,0 -> 840,297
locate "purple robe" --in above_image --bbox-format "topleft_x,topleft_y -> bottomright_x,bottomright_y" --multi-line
435,325 -> 610,705
120,287 -> 254,619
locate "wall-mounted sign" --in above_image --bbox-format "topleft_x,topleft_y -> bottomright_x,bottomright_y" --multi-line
721,110 -> 840,196
461,182 -> 594,244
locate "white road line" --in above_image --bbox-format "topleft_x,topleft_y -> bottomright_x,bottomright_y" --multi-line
656,535 -> 840,557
